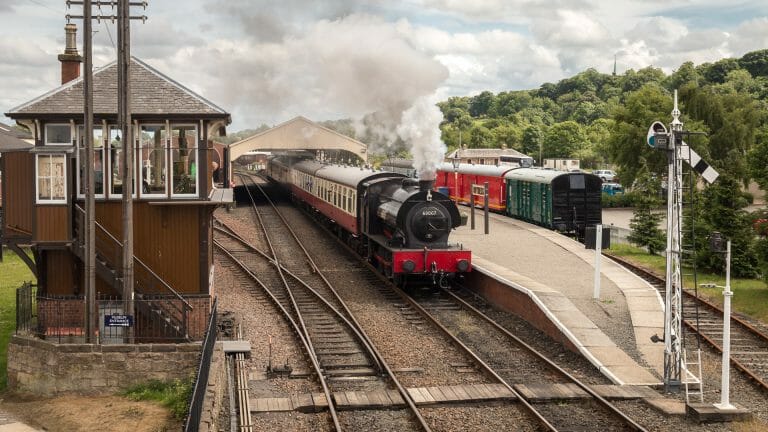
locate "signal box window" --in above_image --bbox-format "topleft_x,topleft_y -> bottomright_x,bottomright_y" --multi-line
171,124 -> 198,197
77,126 -> 105,197
37,154 -> 67,203
140,124 -> 167,197
45,124 -> 72,146
108,126 -> 134,197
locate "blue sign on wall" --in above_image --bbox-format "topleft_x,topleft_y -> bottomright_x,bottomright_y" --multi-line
105,314 -> 134,327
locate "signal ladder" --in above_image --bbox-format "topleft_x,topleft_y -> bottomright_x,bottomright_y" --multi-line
678,141 -> 704,403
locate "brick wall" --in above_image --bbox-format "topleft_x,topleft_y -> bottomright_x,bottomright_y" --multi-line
38,297 -> 84,329
7,335 -> 201,396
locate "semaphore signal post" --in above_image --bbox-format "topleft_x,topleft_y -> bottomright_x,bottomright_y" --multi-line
647,90 -> 719,396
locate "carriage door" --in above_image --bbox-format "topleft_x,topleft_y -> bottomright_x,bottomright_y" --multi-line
569,174 -> 586,228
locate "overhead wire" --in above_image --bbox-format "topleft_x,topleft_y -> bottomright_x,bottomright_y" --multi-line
25,0 -> 59,13
96,2 -> 117,54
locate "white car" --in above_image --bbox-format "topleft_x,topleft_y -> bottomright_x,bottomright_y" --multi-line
593,169 -> 616,182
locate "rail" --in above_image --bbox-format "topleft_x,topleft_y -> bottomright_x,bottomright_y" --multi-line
184,298 -> 218,432
239,172 -> 431,431
607,253 -> 768,393
441,286 -> 647,431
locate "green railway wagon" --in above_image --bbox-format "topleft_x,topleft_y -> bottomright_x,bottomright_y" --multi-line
505,168 -> 602,234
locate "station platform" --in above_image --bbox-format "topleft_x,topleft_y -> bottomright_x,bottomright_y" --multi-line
450,212 -> 665,386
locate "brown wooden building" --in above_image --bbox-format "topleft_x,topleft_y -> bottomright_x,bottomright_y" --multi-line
2,46 -> 231,341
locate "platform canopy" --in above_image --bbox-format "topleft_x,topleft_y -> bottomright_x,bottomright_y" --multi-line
228,116 -> 367,162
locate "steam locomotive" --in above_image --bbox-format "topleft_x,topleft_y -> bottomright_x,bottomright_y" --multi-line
267,156 -> 471,287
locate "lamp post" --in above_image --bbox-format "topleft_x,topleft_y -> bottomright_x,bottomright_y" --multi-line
709,232 -> 735,410
452,152 -> 460,200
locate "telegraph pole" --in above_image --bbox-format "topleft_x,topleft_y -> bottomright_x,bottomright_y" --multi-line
67,0 -> 147,342
117,0 -> 134,342
82,0 -> 96,343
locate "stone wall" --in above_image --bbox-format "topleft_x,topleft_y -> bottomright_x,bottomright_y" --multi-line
7,335 -> 201,396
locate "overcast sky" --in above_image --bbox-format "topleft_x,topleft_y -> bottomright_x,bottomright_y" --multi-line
1,0 -> 767,131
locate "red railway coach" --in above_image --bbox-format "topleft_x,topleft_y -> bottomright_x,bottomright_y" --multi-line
267,157 -> 471,287
434,163 -> 519,212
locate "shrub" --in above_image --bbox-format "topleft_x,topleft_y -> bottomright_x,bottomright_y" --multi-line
122,378 -> 193,420
601,191 -> 638,208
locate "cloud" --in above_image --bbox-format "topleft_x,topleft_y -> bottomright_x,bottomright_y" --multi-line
212,0 -> 371,41
153,13 -> 447,149
420,0 -> 593,23
0,0 -> 22,13
728,17 -> 768,57
400,23 -> 563,93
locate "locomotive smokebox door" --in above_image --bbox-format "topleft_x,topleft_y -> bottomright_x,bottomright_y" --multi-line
585,225 -> 611,250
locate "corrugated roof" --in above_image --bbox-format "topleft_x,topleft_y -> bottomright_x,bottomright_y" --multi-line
7,57 -> 230,119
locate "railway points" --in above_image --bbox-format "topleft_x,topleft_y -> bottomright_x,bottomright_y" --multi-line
448,210 -> 666,386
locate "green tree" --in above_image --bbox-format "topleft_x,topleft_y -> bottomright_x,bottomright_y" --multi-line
521,125 -> 543,160
683,84 -> 761,181
664,61 -> 700,91
628,171 -> 665,254
608,83 -> 671,188
739,49 -> 768,78
542,121 -> 586,158
748,126 -> 768,190
620,67 -> 665,94
699,58 -> 741,84
469,124 -> 493,148
695,175 -> 759,277
491,123 -> 522,149
469,91 -> 495,117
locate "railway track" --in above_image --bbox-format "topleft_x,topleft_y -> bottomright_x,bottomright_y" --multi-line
216,173 -> 428,432
413,287 -> 647,431
245,170 -> 645,431
607,253 -> 768,392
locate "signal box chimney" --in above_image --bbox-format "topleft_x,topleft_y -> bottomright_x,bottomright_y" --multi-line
58,23 -> 83,84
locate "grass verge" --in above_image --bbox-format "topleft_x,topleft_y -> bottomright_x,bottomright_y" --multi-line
122,378 -> 193,420
608,243 -> 768,322
0,248 -> 36,390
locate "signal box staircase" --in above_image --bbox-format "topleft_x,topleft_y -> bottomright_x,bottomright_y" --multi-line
72,204 -> 192,341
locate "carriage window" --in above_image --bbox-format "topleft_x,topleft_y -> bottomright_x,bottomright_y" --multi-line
569,174 -> 585,189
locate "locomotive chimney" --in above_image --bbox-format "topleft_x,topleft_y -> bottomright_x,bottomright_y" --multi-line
58,23 -> 83,84
418,179 -> 435,191
418,170 -> 436,191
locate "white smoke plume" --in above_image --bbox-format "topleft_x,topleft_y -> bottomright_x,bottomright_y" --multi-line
158,12 -> 449,171
396,95 -> 446,180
